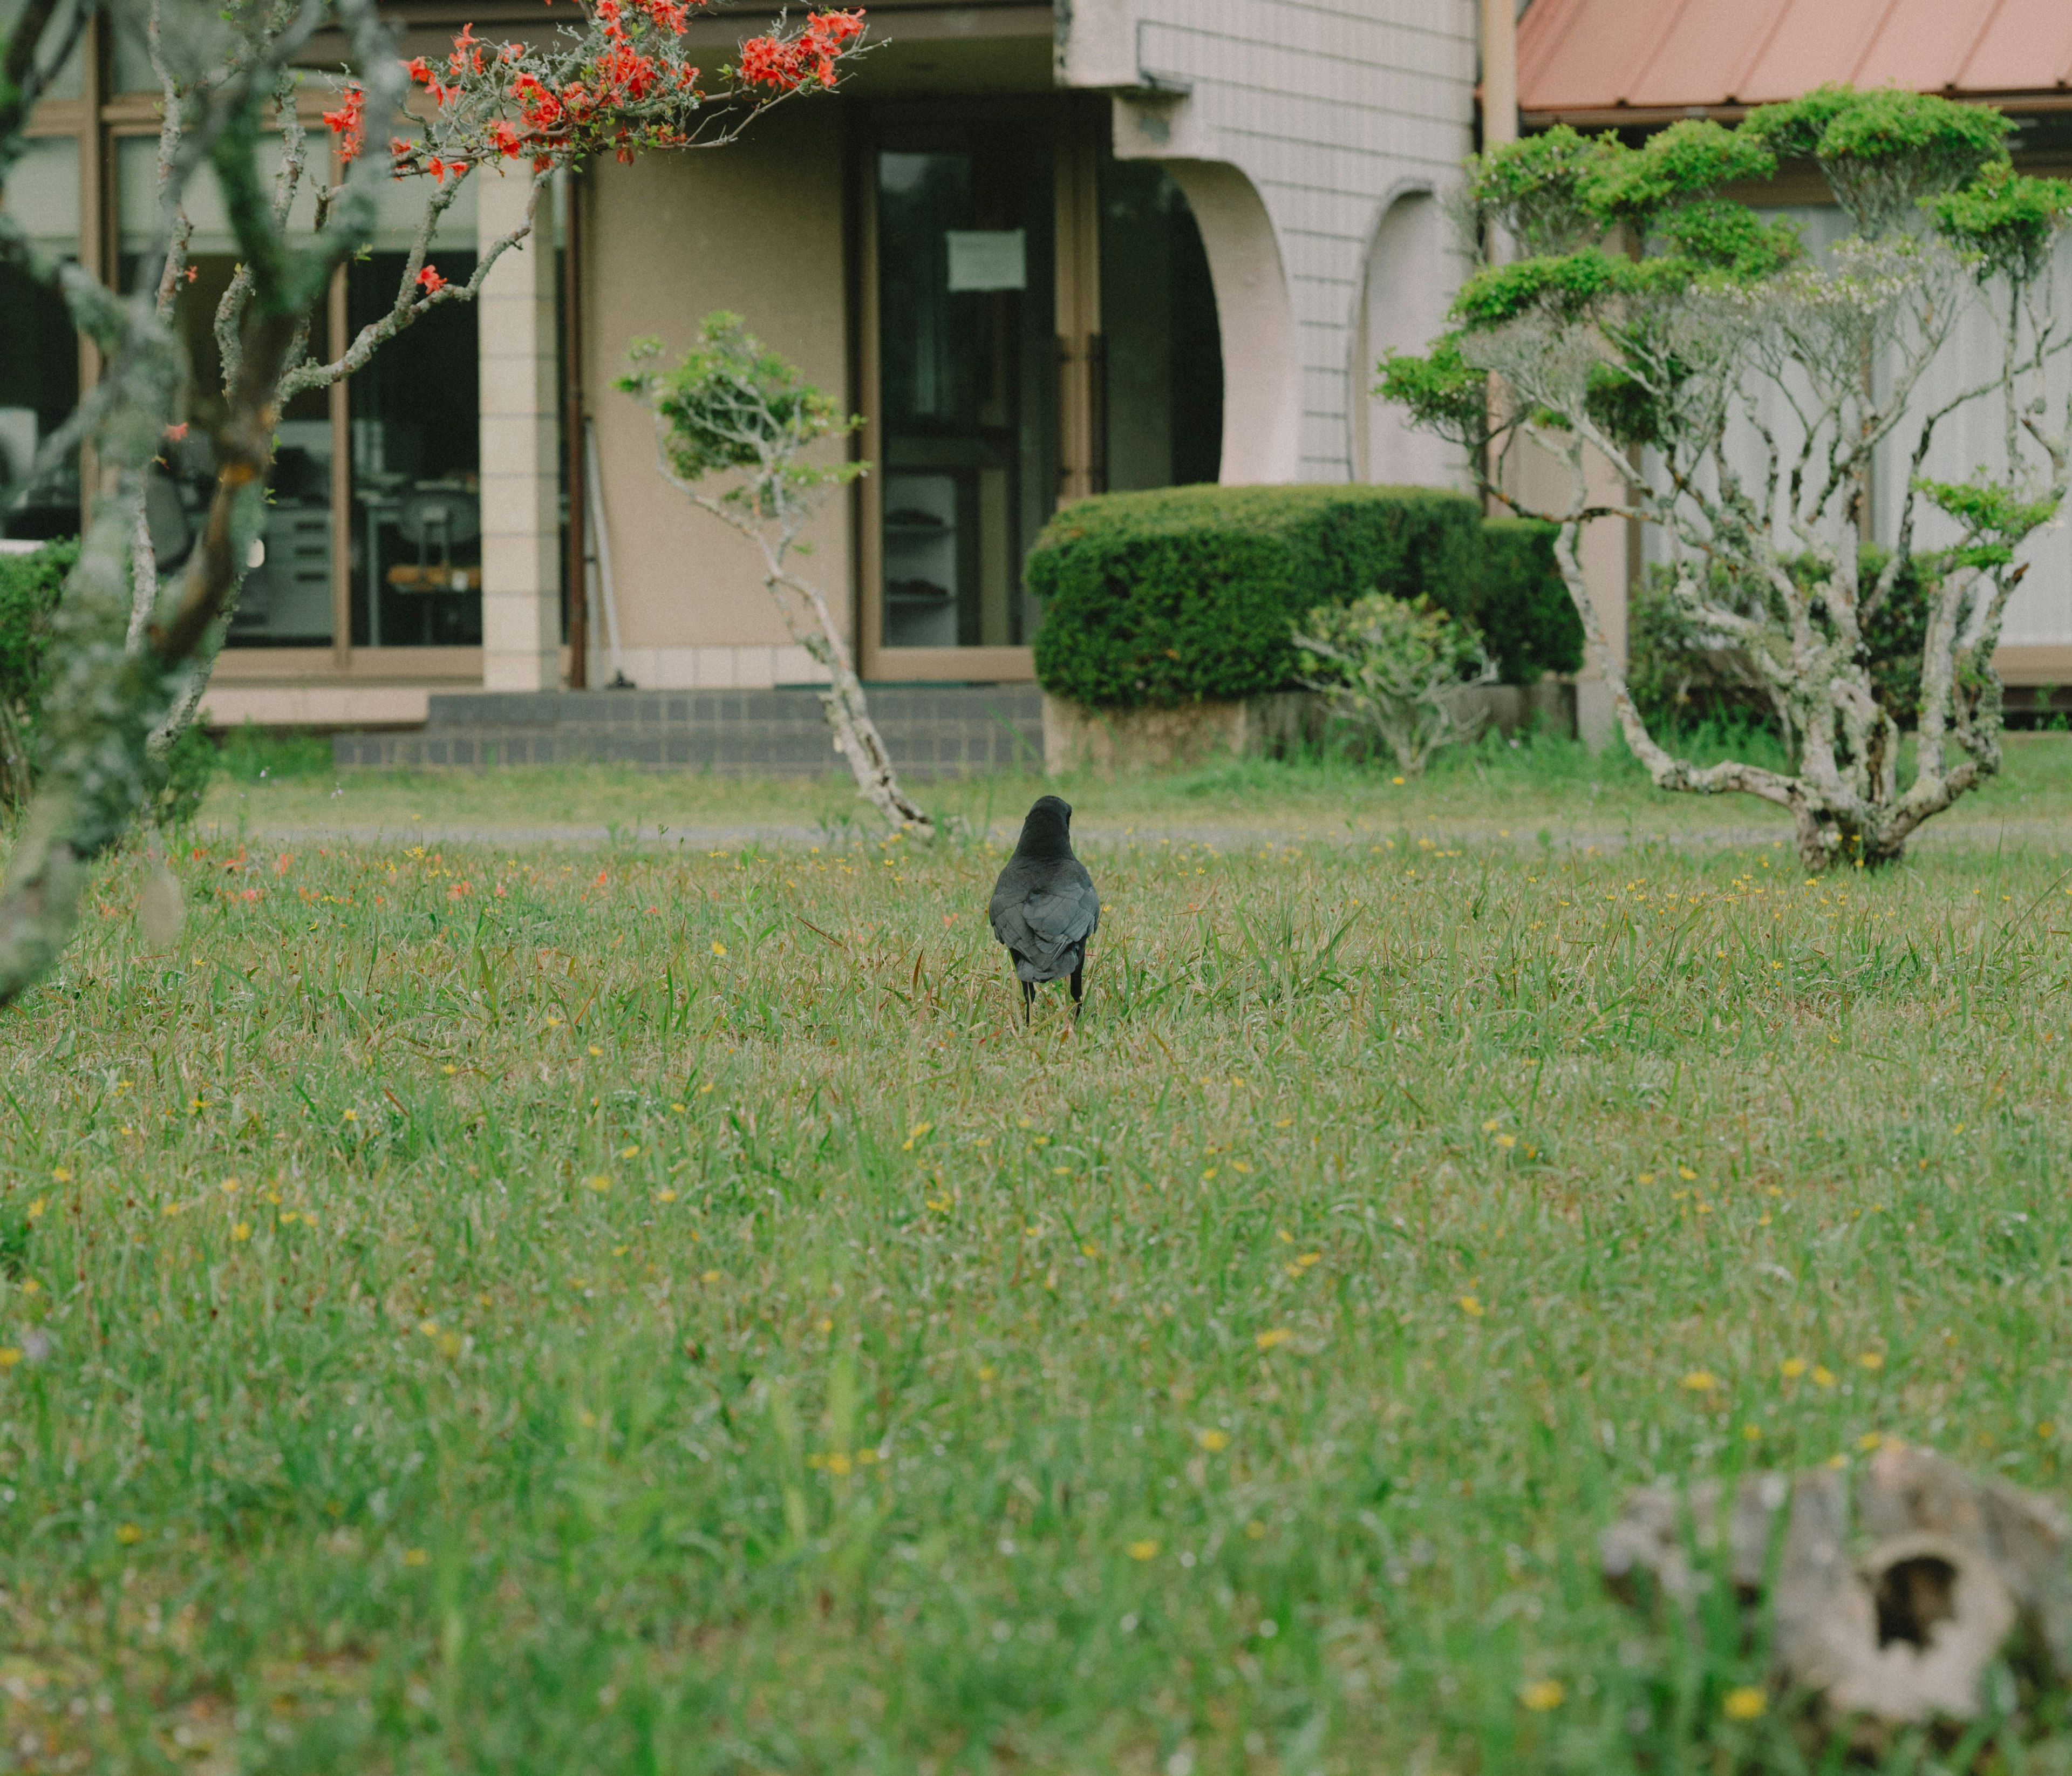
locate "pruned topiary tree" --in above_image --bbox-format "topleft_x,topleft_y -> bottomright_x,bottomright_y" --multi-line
1382,89 -> 2072,868
621,315 -> 931,837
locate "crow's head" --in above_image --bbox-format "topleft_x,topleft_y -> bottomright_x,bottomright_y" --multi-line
1015,795 -> 1075,859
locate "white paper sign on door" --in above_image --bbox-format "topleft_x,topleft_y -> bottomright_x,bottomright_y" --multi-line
945,229 -> 1027,292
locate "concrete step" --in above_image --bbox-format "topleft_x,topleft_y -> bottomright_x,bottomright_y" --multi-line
333,685 -> 1045,778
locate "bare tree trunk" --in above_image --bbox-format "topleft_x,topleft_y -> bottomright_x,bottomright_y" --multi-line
772,564 -> 933,836
677,478 -> 934,837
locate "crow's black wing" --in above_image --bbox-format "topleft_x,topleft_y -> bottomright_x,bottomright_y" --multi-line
989,860 -> 1100,983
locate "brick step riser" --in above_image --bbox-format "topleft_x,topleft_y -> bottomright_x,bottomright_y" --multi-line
422,689 -> 1044,730
333,726 -> 1041,777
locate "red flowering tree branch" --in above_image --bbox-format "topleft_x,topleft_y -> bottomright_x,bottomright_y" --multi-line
274,3 -> 867,396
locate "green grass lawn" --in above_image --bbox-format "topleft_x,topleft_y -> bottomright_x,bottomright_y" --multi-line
201,727 -> 2072,851
4,741 -> 2072,1772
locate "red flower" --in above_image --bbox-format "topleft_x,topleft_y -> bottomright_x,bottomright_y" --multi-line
417,264 -> 449,294
322,82 -> 367,161
165,422 -> 190,441
738,12 -> 864,92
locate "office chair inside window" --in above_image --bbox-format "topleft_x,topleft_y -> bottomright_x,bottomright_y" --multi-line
389,488 -> 482,594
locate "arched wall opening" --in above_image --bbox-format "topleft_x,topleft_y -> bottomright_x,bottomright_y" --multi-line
1147,158 -> 1299,486
1352,189 -> 1466,489
1099,154 -> 1223,492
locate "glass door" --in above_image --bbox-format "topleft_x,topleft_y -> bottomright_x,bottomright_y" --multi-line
863,110 -> 1058,677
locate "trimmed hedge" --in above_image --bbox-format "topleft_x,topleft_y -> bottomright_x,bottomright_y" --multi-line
1478,517 -> 1584,684
1026,486 -> 1580,709
0,537 -> 74,715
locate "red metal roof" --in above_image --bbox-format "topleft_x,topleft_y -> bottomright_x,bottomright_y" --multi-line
1517,0 -> 2072,121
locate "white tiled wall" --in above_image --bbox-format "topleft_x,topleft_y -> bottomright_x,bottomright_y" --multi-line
1060,0 -> 1480,485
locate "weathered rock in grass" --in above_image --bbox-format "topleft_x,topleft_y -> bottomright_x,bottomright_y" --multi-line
1602,1445 -> 2072,1728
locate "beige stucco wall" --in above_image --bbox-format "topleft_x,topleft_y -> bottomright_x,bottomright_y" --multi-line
582,105 -> 851,688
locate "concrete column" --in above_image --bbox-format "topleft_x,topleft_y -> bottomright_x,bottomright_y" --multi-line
1481,0 -> 1518,148
477,169 -> 561,691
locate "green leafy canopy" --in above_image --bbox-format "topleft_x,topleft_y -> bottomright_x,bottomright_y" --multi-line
1746,85 -> 2012,235
1916,474 -> 2062,570
618,312 -> 864,496
1927,163 -> 2072,283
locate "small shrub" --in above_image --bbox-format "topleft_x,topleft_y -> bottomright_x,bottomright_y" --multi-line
217,722 -> 335,784
0,540 -> 76,807
1294,593 -> 1494,775
145,724 -> 218,828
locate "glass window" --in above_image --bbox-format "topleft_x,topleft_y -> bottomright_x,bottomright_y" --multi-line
108,8 -> 158,97
876,117 -> 1057,650
1,135 -> 80,540
117,133 -> 334,644
1100,155 -> 1222,492
347,171 -> 481,648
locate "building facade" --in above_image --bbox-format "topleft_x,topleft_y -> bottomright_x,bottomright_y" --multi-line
1,0 -> 1481,727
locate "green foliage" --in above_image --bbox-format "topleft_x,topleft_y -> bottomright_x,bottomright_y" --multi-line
1627,568 -> 1780,740
1737,83 -> 1860,164
1375,335 -> 1488,439
1927,164 -> 2072,283
1294,593 -> 1492,775
143,722 -> 218,828
0,539 -> 71,706
1629,550 -> 1942,743
0,539 -> 76,806
1463,123 -> 1619,257
1583,362 -> 1669,449
1653,200 -> 1802,279
1748,85 -> 2011,235
1478,519 -> 1585,683
1450,249 -> 1632,329
1584,119 -> 1775,230
1027,486 -> 1558,710
217,720 -> 336,784
1917,474 -> 2063,570
0,1194 -> 29,1280
1857,547 -> 1937,727
619,313 -> 864,505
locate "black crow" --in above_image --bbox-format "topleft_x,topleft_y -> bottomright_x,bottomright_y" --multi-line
988,795 -> 1100,1020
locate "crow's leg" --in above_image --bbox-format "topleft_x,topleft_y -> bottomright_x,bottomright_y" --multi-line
1021,979 -> 1035,1025
1069,964 -> 1084,1020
